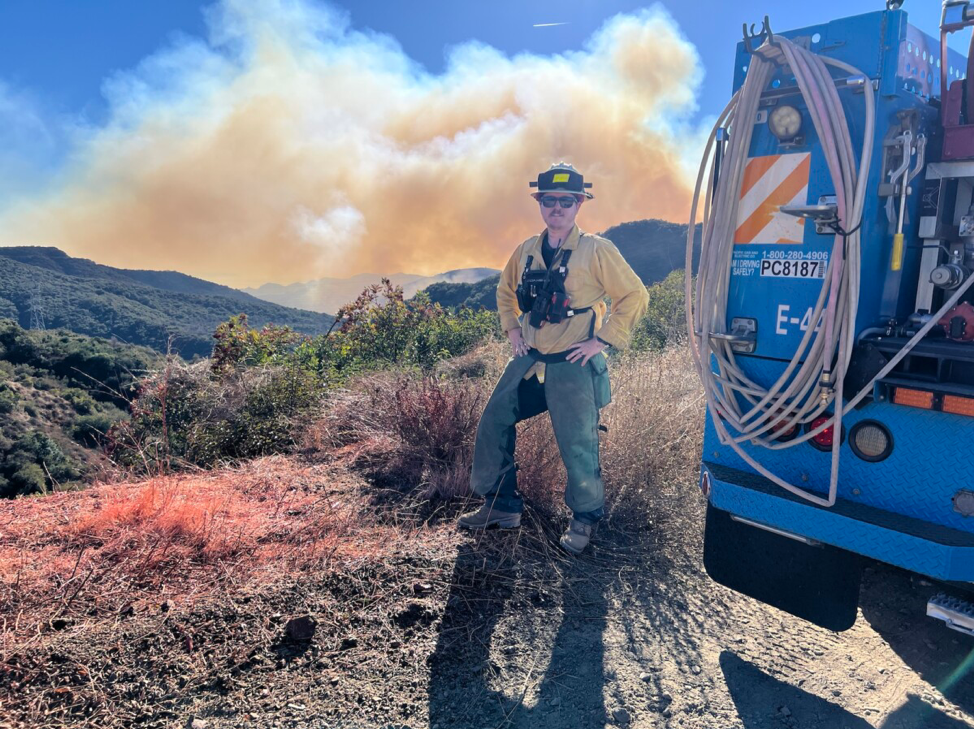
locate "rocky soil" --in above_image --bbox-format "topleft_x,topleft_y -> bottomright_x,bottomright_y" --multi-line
2,463 -> 973,729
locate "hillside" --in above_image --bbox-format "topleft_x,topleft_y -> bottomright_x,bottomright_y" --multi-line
603,219 -> 701,285
0,248 -> 335,358
0,246 -> 256,303
423,274 -> 501,310
243,267 -> 499,314
0,319 -> 162,497
423,219 -> 701,310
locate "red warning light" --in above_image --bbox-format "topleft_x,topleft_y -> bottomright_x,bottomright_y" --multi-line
807,415 -> 837,451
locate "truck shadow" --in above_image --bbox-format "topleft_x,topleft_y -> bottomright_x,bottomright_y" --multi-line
427,514 -> 609,729
721,651 -> 971,729
858,562 -> 974,718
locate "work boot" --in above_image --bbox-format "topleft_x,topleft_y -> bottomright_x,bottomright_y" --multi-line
457,503 -> 522,530
559,519 -> 594,555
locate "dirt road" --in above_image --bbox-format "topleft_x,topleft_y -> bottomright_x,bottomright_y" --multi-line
421,509 -> 974,729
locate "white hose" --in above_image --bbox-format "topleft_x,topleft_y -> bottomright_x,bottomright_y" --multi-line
687,37 -> 875,507
688,36 -> 974,507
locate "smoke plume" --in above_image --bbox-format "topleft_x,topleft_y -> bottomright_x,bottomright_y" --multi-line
0,0 -> 702,288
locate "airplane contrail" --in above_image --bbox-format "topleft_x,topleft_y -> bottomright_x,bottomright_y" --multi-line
533,22 -> 569,27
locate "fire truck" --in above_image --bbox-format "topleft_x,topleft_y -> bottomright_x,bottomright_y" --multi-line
688,1 -> 974,634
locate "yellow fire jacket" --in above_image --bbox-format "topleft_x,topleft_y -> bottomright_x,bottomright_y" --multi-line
497,225 -> 648,375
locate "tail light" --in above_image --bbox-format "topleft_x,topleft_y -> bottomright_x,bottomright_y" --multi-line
769,410 -> 799,442
943,394 -> 974,417
805,415 -> 843,451
893,387 -> 935,410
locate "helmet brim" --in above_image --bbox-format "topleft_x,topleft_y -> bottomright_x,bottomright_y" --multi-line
531,187 -> 594,199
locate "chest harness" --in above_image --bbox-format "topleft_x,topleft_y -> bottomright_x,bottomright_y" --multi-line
515,245 -> 597,341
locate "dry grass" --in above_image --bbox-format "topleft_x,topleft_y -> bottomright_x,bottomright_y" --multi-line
0,457 -> 418,644
306,341 -> 705,526
0,341 -> 704,650
600,344 -> 705,520
0,343 -> 707,728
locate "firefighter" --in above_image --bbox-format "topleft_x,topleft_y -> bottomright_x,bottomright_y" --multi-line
458,163 -> 649,554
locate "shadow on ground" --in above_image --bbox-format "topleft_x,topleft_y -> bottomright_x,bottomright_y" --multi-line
426,496 -> 716,729
722,651 -> 972,729
859,563 -> 974,720
427,513 -> 609,729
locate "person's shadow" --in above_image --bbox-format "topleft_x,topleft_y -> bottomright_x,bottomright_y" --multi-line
427,510 -> 609,729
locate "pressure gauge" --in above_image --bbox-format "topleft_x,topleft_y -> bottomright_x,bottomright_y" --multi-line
769,105 -> 803,141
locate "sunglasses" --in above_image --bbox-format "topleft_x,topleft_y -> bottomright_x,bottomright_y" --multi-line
539,195 -> 578,209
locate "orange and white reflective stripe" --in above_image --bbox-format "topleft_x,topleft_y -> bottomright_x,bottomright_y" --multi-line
734,153 -> 811,244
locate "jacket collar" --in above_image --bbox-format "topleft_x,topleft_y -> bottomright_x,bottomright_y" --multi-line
535,224 -> 582,254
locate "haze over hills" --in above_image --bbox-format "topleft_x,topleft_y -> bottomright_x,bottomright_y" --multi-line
242,268 -> 499,315
242,217 -> 699,314
422,219 -> 702,310
0,247 -> 334,359
0,217 -> 694,357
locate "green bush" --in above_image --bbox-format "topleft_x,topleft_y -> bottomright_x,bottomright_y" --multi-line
72,411 -> 126,447
112,360 -> 323,470
112,282 -> 500,473
630,269 -> 689,352
0,384 -> 18,414
63,388 -> 98,415
307,280 -> 500,380
23,404 -> 37,417
3,431 -> 81,493
8,463 -> 46,497
211,314 -> 300,374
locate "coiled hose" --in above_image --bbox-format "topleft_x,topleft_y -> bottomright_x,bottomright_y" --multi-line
687,36 -> 974,507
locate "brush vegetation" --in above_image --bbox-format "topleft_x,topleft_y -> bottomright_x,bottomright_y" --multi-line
2,272 -> 689,495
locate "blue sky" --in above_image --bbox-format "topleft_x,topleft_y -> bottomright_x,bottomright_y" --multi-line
0,0 -> 963,284
0,0 -> 950,127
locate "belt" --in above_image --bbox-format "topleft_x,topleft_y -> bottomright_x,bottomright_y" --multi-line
527,348 -> 576,364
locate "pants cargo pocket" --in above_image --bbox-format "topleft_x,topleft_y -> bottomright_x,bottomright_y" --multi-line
589,353 -> 612,409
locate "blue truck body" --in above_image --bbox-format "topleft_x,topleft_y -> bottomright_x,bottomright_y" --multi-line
699,8 -> 974,627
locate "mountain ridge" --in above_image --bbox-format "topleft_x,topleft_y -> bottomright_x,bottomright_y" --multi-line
0,248 -> 335,359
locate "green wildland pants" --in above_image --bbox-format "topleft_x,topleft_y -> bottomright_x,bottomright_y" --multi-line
470,351 -> 612,518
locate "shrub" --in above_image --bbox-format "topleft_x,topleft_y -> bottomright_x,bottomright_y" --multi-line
211,314 -> 301,374
3,431 -> 82,494
0,384 -> 18,414
63,388 -> 98,415
409,299 -> 498,370
111,283 -> 499,474
8,463 -> 46,497
72,411 -> 126,447
310,281 -> 499,379
111,359 -> 322,471
313,368 -> 487,500
630,269 -> 689,352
